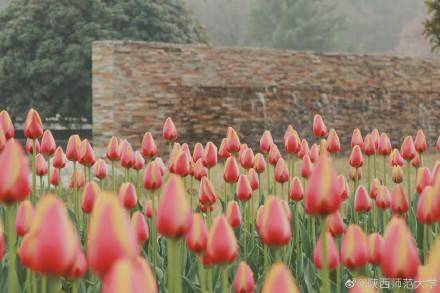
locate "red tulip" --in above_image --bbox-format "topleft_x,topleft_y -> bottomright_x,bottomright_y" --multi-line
205,215 -> 238,264
411,152 -> 421,168
69,169 -> 85,188
240,148 -> 254,169
226,201 -> 241,228
119,140 -> 134,169
66,135 -> 81,162
297,139 -> 309,159
79,139 -> 96,167
157,175 -> 192,238
378,133 -> 392,156
285,132 -> 300,154
313,232 -> 340,270
381,216 -> 420,278
355,185 -> 372,213
224,157 -> 240,183
36,153 -> 48,176
25,138 -> 40,154
186,213 -> 208,254
191,143 -> 203,162
106,136 -> 120,161
67,248 -> 88,279
283,125 -> 295,141
53,146 -> 66,169
259,196 -> 291,246
0,140 -> 31,204
262,262 -> 300,293
391,185 -> 409,214
351,128 -> 363,148
16,200 -> 35,237
198,176 -> 218,208
131,211 -> 149,243
367,233 -> 383,265
0,110 -> 14,139
305,154 -> 341,215
341,225 -> 368,268
133,151 -> 145,171
417,186 -> 436,224
233,261 -> 255,293
401,136 -> 416,161
313,114 -> 327,138
371,129 -> 380,149
248,168 -> 259,191
226,127 -> 241,153
253,153 -> 266,174
274,158 -> 289,184
144,200 -> 156,219
235,175 -> 251,202
326,129 -> 341,154
102,257 -> 157,293
40,130 -> 56,156
260,130 -> 274,154
349,166 -> 362,181
416,167 -> 432,194
94,158 -> 107,180
289,177 -> 303,201
163,117 -> 177,142
81,181 -> 100,214
119,182 -> 137,210
87,194 -> 139,277
193,158 -> 208,181
203,142 -> 217,169
326,211 -> 346,237
415,129 -> 427,153
300,154 -> 313,179
24,108 -> 43,139
376,186 -> 391,209
19,194 -> 79,275
308,144 -> 319,163
369,178 -> 381,199
363,134 -> 375,156
337,175 -> 350,201
268,144 -> 280,166
141,132 -> 158,158
391,165 -> 404,184
173,150 -> 190,176
390,149 -> 404,167
143,161 -> 163,190
50,169 -> 60,186
349,145 -> 363,168
218,138 -> 231,159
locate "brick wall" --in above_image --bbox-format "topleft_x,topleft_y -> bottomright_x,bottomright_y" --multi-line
92,41 -> 440,156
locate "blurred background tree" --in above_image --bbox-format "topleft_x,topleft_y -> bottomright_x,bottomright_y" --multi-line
0,0 -> 206,122
425,0 -> 440,50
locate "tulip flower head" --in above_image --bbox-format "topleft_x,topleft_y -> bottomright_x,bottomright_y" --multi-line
131,211 -> 149,244
416,167 -> 432,193
218,138 -> 231,159
247,168 -> 259,191
285,132 -> 301,154
378,133 -> 392,156
119,140 -> 134,169
25,138 -> 40,155
313,114 -> 327,138
391,185 -> 409,214
203,142 -> 218,169
390,149 -> 404,167
205,215 -> 238,265
79,139 -> 96,167
237,174 -> 253,202
186,213 -> 208,254
308,144 -> 320,163
337,175 -> 350,201
193,158 -> 208,181
326,211 -> 346,237
173,150 -> 190,177
341,225 -> 369,268
0,110 -> 14,139
16,200 -> 35,237
66,135 -> 81,162
81,181 -> 100,214
118,182 -> 137,210
133,151 -> 145,171
355,185 -> 372,213
369,178 -> 381,199
259,196 -> 291,246
268,144 -> 281,166
53,146 -> 66,169
349,166 -> 362,181
226,127 -> 241,153
392,165 -> 404,184
301,154 -> 313,179
351,128 -> 363,148
233,261 -> 255,293
143,161 -> 163,191
69,169 -> 85,189
106,136 -> 120,161
376,186 -> 391,210
36,153 -> 48,176
401,136 -> 416,161
262,262 -> 300,293
50,169 -> 60,186
260,130 -> 274,154
297,139 -> 309,159
67,248 -> 88,279
363,134 -> 375,156
415,130 -> 427,153
94,158 -> 107,180
163,117 -> 177,142
417,186 -> 437,224
24,108 -> 43,139
289,177 -> 304,201
327,129 -> 341,154
226,201 -> 242,228
253,153 -> 266,174
313,232 -> 340,270
240,148 -> 255,169
274,158 -> 289,184
141,132 -> 158,158
224,157 -> 240,183
349,145 -> 364,168
41,130 -> 56,156
367,233 -> 383,265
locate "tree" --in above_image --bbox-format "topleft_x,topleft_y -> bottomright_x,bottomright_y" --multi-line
249,0 -> 342,52
425,0 -> 440,50
0,0 -> 206,122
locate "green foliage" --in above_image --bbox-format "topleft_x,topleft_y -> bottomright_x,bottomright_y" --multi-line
0,0 -> 206,122
249,0 -> 343,52
425,0 -> 440,50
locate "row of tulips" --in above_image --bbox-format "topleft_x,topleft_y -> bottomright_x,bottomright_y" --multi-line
0,108 -> 439,292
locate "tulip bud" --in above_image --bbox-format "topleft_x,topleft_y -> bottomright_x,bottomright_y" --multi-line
391,185 -> 409,214
259,196 -> 291,246
193,158 -> 208,181
416,167 -> 432,194
199,177 -> 218,208
297,139 -> 309,159
417,186 -> 436,224
132,151 -> 145,171
50,168 -> 60,186
390,149 -> 404,167
363,134 -> 375,156
69,169 -> 85,189
24,108 -> 43,139
411,152 -> 421,168
141,132 -> 158,158
106,136 -> 120,161
349,145 -> 363,168
67,248 -> 88,279
119,140 -> 134,169
313,232 -> 340,270
102,257 -> 157,293
0,110 -> 14,139
186,213 -> 208,254
369,178 -> 381,199
226,127 -> 241,153
381,216 -> 420,278
36,153 -> 48,176
274,158 -> 289,184
25,138 -> 40,154
81,181 -> 100,214
415,129 -> 427,153
355,185 -> 372,213
351,128 -> 363,148
240,148 -> 254,170
94,158 -> 107,180
203,142 -> 217,169
226,201 -> 242,228
218,138 -> 231,159
341,225 -> 368,268
144,200 -> 156,219
300,154 -> 313,179
248,168 -> 259,191
224,157 -> 240,183
308,144 -> 319,163
337,175 -> 350,201
376,186 -> 391,209
235,175 -> 251,202
206,215 -> 238,264
16,200 -> 35,237
392,165 -> 404,184
66,135 -> 81,162
157,175 -> 192,238
349,166 -> 362,181
173,150 -> 190,177
401,136 -> 416,161
163,117 -> 177,142
285,132 -> 301,154
143,161 -> 163,191
305,154 -> 341,215
367,233 -> 383,265
378,133 -> 392,156
0,140 -> 31,204
268,144 -> 280,166
233,261 -> 255,293
289,177 -> 304,201
313,114 -> 327,138
371,128 -> 380,148
326,129 -> 341,154
79,139 -> 96,167
118,182 -> 137,210
52,146 -> 66,169
326,211 -> 346,237
41,130 -> 56,156
262,263 -> 300,293
131,211 -> 149,243
260,130 -> 274,154
87,194 -> 139,277
254,153 -> 266,173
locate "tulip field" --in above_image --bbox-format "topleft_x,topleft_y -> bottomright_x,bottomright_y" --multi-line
0,108 -> 440,293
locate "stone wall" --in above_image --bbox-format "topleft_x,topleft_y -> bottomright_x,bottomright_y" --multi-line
92,41 -> 440,156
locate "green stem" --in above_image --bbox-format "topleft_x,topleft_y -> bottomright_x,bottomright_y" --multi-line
48,276 -> 59,293
407,162 -> 411,203
152,190 -> 157,274
321,217 -> 330,293
208,267 -> 213,293
47,156 -> 51,192
373,153 -> 377,178
243,201 -> 247,258
367,155 -> 371,192
112,161 -> 115,193
6,205 -> 17,293
222,266 -> 228,293
336,263 -> 341,293
167,239 -> 175,293
26,268 -> 31,293
32,140 -> 37,204
264,244 -> 268,273
72,281 -> 78,293
383,156 -> 387,186
198,261 -> 206,293
266,155 -> 270,196
295,202 -> 300,273
73,162 -> 79,225
41,275 -> 47,293
424,224 -> 428,263
311,217 -> 316,248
